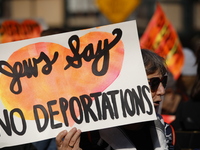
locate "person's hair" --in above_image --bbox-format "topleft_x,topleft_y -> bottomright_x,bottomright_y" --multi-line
141,49 -> 167,76
40,28 -> 67,37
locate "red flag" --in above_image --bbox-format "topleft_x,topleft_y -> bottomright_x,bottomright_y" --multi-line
140,3 -> 184,80
0,19 -> 42,43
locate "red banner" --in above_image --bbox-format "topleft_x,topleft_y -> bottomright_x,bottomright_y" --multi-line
0,19 -> 42,43
140,3 -> 184,79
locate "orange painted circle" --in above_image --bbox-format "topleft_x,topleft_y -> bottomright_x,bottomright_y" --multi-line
0,31 -> 124,126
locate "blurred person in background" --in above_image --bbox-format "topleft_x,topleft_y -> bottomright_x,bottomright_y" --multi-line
176,47 -> 197,100
161,47 -> 197,115
171,46 -> 200,131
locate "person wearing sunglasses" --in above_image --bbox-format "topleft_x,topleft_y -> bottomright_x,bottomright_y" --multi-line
56,49 -> 174,150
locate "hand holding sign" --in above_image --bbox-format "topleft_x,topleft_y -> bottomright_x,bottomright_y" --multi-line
56,127 -> 82,150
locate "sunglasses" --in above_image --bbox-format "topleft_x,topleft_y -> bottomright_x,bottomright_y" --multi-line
148,76 -> 168,92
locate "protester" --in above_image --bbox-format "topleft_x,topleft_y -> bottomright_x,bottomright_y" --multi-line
171,46 -> 200,131
161,47 -> 197,115
175,47 -> 197,102
55,49 -> 175,150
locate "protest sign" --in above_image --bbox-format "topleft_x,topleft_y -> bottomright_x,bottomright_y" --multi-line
0,20 -> 156,148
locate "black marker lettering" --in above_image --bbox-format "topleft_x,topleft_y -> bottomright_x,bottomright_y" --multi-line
65,28 -> 122,76
107,90 -> 119,119
69,97 -> 83,124
80,95 -> 98,123
133,86 -> 145,115
10,108 -> 26,135
33,105 -> 49,132
120,89 -> 136,117
90,92 -> 102,120
102,92 -> 114,120
0,110 -> 12,136
0,52 -> 58,94
142,85 -> 153,115
47,100 -> 62,129
59,97 -> 69,126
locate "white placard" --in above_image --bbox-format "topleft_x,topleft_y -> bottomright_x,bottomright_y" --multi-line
0,20 -> 156,148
